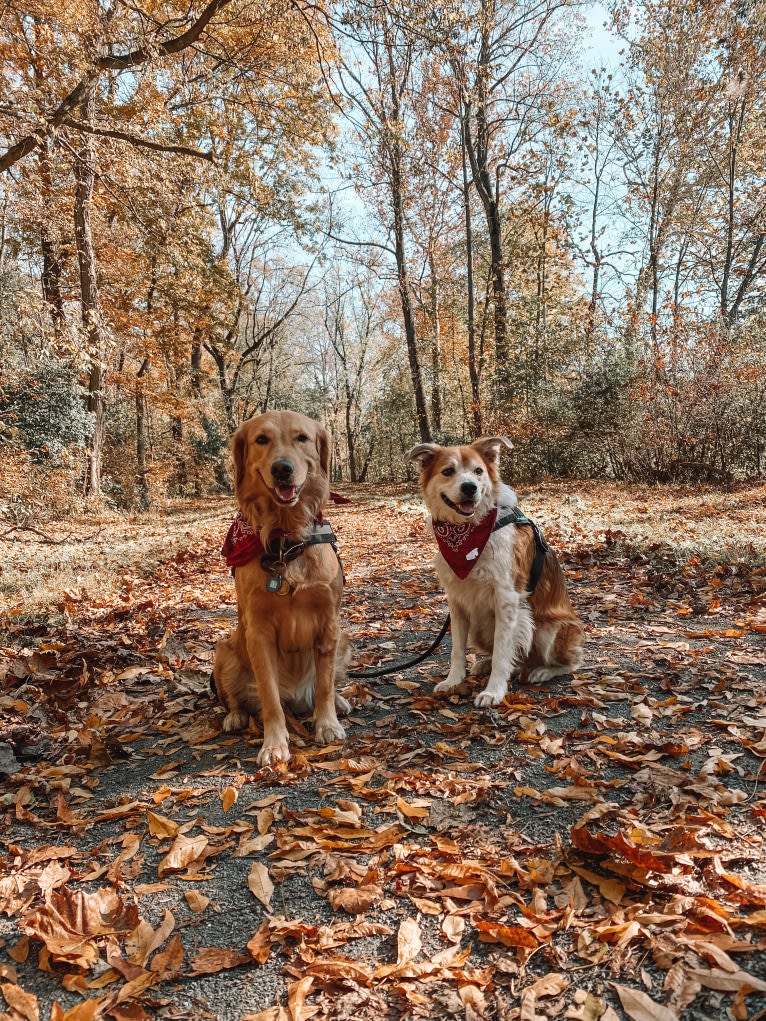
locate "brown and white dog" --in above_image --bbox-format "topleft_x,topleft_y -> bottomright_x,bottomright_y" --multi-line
212,410 -> 349,765
407,437 -> 583,707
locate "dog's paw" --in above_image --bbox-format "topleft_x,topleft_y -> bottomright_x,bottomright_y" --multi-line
527,666 -> 566,684
315,718 -> 346,745
334,693 -> 352,716
222,710 -> 250,733
434,672 -> 465,694
474,685 -> 507,708
257,732 -> 291,765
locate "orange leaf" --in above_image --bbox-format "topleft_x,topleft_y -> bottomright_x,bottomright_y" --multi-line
221,786 -> 238,813
473,919 -> 538,948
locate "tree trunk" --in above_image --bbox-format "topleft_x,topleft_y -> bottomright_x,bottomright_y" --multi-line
39,144 -> 65,335
461,109 -> 482,436
136,358 -> 150,510
428,250 -> 442,436
389,147 -> 431,442
73,84 -> 107,499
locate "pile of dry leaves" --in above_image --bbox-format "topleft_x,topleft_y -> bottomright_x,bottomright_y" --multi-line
1,482 -> 766,1021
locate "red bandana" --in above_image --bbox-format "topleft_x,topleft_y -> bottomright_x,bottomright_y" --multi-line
221,493 -> 349,568
221,513 -> 269,568
433,507 -> 498,578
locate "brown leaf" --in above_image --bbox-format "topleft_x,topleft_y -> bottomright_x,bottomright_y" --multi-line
145,810 -> 179,839
22,887 -> 139,966
189,947 -> 251,976
149,933 -> 184,977
247,863 -> 274,909
247,920 -> 272,965
326,884 -> 382,914
183,890 -> 209,914
686,967 -> 766,993
287,976 -> 315,1021
612,983 -> 679,1021
156,835 -> 208,877
473,919 -> 539,948
0,982 -> 39,1021
395,916 -> 422,968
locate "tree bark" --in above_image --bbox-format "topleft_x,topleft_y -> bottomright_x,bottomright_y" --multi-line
136,358 -> 150,510
73,84 -> 107,499
461,107 -> 482,436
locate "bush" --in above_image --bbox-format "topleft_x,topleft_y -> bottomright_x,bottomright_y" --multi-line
1,360 -> 93,463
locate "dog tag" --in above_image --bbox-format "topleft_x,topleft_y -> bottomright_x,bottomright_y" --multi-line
266,575 -> 283,594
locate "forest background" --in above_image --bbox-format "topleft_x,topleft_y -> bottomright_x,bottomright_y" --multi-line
1,0 -> 764,513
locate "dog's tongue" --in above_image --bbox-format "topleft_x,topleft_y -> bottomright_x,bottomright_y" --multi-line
278,485 -> 298,502
458,501 -> 475,515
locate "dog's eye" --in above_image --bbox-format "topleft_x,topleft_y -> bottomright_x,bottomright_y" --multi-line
475,467 -> 484,476
441,467 -> 455,477
297,433 -> 309,442
255,435 -> 269,445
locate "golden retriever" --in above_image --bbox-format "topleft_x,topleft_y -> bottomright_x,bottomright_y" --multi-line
212,410 -> 349,765
407,437 -> 583,707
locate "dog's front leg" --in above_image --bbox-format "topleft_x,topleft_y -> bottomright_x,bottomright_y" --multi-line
313,637 -> 346,746
434,604 -> 469,694
475,595 -> 532,708
246,631 -> 291,765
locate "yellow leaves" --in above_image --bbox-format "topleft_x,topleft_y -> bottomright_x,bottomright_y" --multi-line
247,863 -> 274,910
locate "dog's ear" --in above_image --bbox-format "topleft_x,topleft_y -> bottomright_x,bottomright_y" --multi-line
316,426 -> 331,476
231,425 -> 248,491
406,443 -> 440,470
471,436 -> 513,465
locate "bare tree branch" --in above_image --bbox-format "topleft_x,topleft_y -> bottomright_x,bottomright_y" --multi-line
63,118 -> 214,162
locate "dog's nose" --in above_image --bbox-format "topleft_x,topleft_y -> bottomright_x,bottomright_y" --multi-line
271,459 -> 294,481
460,480 -> 478,498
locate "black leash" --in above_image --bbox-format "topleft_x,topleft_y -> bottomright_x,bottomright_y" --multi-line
347,613 -> 451,678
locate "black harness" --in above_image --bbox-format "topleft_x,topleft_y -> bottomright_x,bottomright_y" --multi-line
493,505 -> 549,594
259,522 -> 339,573
260,522 -> 342,596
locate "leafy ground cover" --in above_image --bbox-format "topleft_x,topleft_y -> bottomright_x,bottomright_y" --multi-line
1,482 -> 766,1021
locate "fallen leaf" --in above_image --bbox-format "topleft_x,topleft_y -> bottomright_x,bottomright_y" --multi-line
248,862 -> 274,910
612,983 -> 679,1021
189,947 -> 251,976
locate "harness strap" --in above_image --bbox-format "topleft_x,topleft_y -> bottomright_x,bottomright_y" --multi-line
493,505 -> 549,595
260,522 -> 339,573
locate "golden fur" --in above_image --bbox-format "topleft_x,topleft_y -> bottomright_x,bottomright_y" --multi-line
407,437 -> 583,706
212,410 -> 349,765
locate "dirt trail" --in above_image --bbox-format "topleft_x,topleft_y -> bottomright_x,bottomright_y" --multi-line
1,485 -> 766,1021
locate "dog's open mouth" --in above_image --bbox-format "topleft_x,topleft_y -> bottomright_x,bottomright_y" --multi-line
442,494 -> 476,517
274,483 -> 302,505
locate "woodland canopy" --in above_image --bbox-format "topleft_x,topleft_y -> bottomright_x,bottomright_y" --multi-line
1,0 -> 764,511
